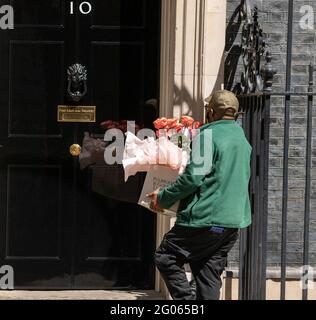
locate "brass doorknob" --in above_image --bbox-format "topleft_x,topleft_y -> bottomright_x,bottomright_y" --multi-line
69,144 -> 82,156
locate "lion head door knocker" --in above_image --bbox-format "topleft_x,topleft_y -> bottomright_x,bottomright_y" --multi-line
67,63 -> 88,102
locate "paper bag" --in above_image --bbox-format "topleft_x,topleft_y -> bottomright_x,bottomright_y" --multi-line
138,165 -> 179,217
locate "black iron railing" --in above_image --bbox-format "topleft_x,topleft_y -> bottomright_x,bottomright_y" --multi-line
267,67 -> 314,301
237,86 -> 273,300
234,1 -> 276,300
234,0 -> 314,300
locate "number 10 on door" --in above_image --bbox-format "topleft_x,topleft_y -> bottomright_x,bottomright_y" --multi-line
70,1 -> 92,15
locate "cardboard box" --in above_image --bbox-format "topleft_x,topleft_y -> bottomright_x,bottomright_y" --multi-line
138,165 -> 179,217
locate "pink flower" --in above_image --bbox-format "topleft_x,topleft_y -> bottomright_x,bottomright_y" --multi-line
166,118 -> 179,129
153,117 -> 168,130
181,116 -> 195,127
175,123 -> 184,132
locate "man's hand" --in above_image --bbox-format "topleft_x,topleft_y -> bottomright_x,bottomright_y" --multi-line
146,188 -> 164,212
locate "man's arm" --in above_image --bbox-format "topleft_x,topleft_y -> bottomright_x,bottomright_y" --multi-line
157,128 -> 214,209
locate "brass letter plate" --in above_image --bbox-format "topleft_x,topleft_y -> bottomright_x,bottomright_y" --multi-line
57,105 -> 96,123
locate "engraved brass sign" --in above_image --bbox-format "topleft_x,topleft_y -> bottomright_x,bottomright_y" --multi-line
57,105 -> 96,123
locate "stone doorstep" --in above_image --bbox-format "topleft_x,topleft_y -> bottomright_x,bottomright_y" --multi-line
224,267 -> 316,279
0,290 -> 164,300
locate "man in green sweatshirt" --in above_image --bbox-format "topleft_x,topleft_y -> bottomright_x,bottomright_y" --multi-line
147,90 -> 252,300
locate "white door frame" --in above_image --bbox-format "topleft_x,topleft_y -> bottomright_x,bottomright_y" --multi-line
156,0 -> 227,297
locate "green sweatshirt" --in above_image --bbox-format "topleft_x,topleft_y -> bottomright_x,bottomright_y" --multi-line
157,120 -> 252,229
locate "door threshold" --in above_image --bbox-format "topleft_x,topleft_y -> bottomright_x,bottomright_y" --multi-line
0,290 -> 164,300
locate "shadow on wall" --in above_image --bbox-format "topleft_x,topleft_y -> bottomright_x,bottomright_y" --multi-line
171,1 -> 245,120
172,53 -> 227,121
225,2 -> 243,93
173,84 -> 196,118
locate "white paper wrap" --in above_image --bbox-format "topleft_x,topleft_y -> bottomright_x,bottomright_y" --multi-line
122,132 -> 189,182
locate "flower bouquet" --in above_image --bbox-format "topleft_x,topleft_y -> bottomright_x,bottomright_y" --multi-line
123,116 -> 202,215
123,116 -> 201,180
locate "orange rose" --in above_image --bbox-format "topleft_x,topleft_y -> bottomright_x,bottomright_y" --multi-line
175,123 -> 184,132
181,116 -> 195,127
153,117 -> 168,130
166,118 -> 178,129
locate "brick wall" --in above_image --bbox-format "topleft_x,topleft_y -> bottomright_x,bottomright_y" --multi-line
225,0 -> 316,270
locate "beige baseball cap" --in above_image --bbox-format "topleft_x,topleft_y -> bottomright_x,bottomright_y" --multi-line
204,90 -> 239,117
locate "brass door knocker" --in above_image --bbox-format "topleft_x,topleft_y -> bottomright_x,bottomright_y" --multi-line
67,63 -> 87,102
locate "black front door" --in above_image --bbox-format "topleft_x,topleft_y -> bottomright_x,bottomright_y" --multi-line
0,0 -> 160,289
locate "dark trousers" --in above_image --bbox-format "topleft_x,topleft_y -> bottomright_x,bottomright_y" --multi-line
154,224 -> 238,300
